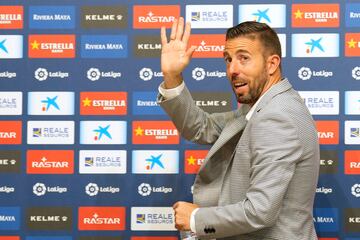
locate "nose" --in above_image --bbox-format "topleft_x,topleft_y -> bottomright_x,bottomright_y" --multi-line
228,60 -> 240,80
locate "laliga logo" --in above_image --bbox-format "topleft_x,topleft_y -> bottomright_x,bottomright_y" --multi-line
87,68 -> 101,81
86,183 -> 99,196
138,183 -> 152,196
192,67 -> 206,81
298,67 -> 312,80
33,183 -> 46,196
352,67 -> 360,80
352,184 -> 360,197
139,68 -> 153,81
35,68 -> 49,81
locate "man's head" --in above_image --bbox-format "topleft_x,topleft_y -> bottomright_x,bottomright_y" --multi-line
223,21 -> 282,105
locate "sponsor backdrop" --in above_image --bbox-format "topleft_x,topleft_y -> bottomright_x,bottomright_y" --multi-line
0,0 -> 359,239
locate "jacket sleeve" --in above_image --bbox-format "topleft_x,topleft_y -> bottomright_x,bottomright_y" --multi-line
158,85 -> 240,145
194,110 -> 303,238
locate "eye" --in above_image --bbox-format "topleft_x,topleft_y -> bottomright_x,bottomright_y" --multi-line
224,56 -> 232,64
239,55 -> 249,61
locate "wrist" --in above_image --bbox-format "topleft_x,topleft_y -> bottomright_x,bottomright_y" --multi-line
163,73 -> 183,89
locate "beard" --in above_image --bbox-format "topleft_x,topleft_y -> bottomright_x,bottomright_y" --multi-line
235,68 -> 268,105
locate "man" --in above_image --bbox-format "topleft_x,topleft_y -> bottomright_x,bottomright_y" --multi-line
158,17 -> 319,240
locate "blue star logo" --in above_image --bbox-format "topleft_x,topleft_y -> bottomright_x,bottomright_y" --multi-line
41,96 -> 60,111
93,125 -> 112,140
146,154 -> 164,169
305,38 -> 324,53
0,39 -> 8,54
252,8 -> 271,23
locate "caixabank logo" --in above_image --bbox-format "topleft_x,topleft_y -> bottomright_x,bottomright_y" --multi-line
313,208 -> 339,232
81,35 -> 127,58
132,150 -> 179,174
0,92 -> 22,115
345,91 -> 360,115
78,207 -> 126,231
27,121 -> 74,145
292,34 -> 339,57
238,4 -> 286,28
345,33 -> 360,57
0,207 -> 20,230
132,91 -> 165,115
81,6 -> 127,29
184,150 -> 208,174
186,5 -> 233,29
0,6 -> 23,29
80,121 -> 127,145
131,207 -> 175,231
80,92 -> 127,115
29,6 -> 75,29
0,121 -> 21,145
132,121 -> 179,144
189,34 -> 225,58
27,150 -> 74,174
79,150 -> 127,174
27,91 -> 74,115
133,5 -> 180,29
315,121 -> 339,145
345,150 -> 360,175
26,207 -> 72,231
28,34 -> 75,58
0,150 -> 21,173
292,4 -> 339,28
0,35 -> 23,59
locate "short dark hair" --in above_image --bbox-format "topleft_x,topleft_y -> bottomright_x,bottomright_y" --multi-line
226,21 -> 282,60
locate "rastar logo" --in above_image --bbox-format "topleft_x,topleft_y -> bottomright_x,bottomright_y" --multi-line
133,5 -> 180,29
345,150 -> 360,175
0,121 -> 21,145
292,4 -> 339,28
184,150 -> 208,174
315,121 -> 339,145
345,33 -> 360,57
0,6 -> 23,29
0,237 -> 20,240
28,34 -> 75,58
132,121 -> 179,144
80,92 -> 127,115
78,207 -> 125,230
189,34 -> 225,58
27,150 -> 74,174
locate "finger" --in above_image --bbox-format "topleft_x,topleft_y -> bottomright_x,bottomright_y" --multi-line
186,45 -> 197,59
182,21 -> 191,44
160,26 -> 167,45
175,17 -> 184,40
170,18 -> 178,40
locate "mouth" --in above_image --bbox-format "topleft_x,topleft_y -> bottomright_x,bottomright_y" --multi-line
233,82 -> 247,89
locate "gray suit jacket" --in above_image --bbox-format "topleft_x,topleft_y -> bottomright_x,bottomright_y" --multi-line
159,79 -> 319,240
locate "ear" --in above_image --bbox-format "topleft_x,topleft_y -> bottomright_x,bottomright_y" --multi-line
266,54 -> 281,75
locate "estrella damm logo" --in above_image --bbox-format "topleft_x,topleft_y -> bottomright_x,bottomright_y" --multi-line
0,6 -> 23,29
26,150 -> 74,174
133,5 -> 180,29
189,34 -> 225,58
292,4 -> 339,28
184,150 -> 208,174
80,92 -> 127,115
28,34 -> 75,58
78,207 -> 126,231
132,121 -> 179,144
345,33 -> 360,57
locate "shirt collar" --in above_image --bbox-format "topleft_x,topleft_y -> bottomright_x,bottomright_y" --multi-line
245,90 -> 268,121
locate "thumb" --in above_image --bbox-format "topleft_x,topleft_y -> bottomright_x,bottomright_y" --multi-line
185,45 -> 197,59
